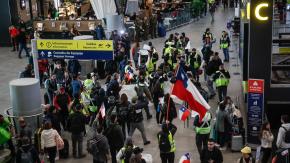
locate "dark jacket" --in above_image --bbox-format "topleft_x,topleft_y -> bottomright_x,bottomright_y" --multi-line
200,146 -> 223,163
18,31 -> 27,44
206,58 -> 223,76
67,111 -> 86,134
129,101 -> 147,123
67,60 -> 81,75
44,112 -> 61,132
53,67 -> 65,83
45,79 -> 57,94
92,133 -> 110,162
16,145 -> 41,163
104,123 -> 124,149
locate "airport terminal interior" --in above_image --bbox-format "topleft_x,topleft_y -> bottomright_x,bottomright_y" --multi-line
0,0 -> 290,162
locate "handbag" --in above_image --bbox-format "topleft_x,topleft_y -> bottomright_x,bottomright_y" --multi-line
55,131 -> 64,150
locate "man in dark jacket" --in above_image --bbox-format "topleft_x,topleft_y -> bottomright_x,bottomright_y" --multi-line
53,87 -> 71,130
205,52 -> 223,98
18,28 -> 29,58
67,60 -> 81,76
17,117 -> 32,146
128,97 -> 151,145
157,123 -> 176,163
107,73 -> 121,99
89,128 -> 111,163
16,137 -> 40,163
200,138 -> 223,163
104,114 -> 124,163
67,104 -> 86,158
45,74 -> 57,105
213,64 -> 231,102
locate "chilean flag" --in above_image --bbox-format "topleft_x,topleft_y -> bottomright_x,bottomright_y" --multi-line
99,102 -> 106,118
125,72 -> 134,81
179,153 -> 190,163
172,66 -> 210,120
179,106 -> 191,121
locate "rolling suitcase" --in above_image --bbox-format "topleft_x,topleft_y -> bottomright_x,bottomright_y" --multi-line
158,25 -> 166,37
231,134 -> 243,152
34,128 -> 43,153
59,139 -> 69,159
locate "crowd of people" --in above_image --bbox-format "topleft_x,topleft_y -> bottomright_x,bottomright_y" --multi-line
2,8 -> 290,163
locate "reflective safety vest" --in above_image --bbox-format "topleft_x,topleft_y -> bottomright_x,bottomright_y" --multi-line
215,72 -> 230,87
220,37 -> 229,49
84,79 -> 94,91
164,47 -> 173,56
195,112 -> 211,134
146,58 -> 154,72
208,0 -> 215,4
204,33 -> 213,44
164,52 -> 173,66
158,132 -> 176,153
188,54 -> 201,69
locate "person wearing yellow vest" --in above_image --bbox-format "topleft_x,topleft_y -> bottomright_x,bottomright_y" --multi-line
202,28 -> 215,49
194,112 -> 212,155
116,137 -> 138,163
187,48 -> 202,82
84,73 -> 94,92
146,51 -> 155,74
213,64 -> 230,102
158,123 -> 176,163
220,31 -> 231,62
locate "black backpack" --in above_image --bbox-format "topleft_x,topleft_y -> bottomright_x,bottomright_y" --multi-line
282,126 -> 290,143
87,135 -> 104,156
158,132 -> 171,152
20,147 -> 33,163
118,104 -> 130,123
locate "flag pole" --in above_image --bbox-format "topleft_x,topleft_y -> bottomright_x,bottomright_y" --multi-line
166,64 -> 180,123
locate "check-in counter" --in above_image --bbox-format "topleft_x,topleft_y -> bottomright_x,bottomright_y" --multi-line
33,20 -> 103,39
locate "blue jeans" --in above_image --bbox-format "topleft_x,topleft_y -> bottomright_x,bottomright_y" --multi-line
18,43 -> 29,57
223,48 -> 229,61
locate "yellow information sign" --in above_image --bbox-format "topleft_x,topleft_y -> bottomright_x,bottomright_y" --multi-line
37,40 -> 113,51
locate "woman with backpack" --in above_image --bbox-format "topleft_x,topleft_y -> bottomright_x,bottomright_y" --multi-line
117,93 -> 131,137
161,94 -> 177,124
259,122 -> 274,163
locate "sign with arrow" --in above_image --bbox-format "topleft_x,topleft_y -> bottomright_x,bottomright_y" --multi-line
36,40 -> 114,60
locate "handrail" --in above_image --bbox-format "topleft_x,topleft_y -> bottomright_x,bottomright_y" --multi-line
4,107 -> 43,118
4,107 -> 43,134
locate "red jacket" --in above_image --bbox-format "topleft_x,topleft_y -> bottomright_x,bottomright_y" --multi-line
9,27 -> 19,38
38,59 -> 49,73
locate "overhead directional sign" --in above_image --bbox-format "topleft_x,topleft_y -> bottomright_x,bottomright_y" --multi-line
37,40 -> 114,60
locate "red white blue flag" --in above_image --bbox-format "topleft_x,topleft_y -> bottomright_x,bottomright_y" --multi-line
179,153 -> 190,163
178,106 -> 191,121
172,66 -> 210,120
